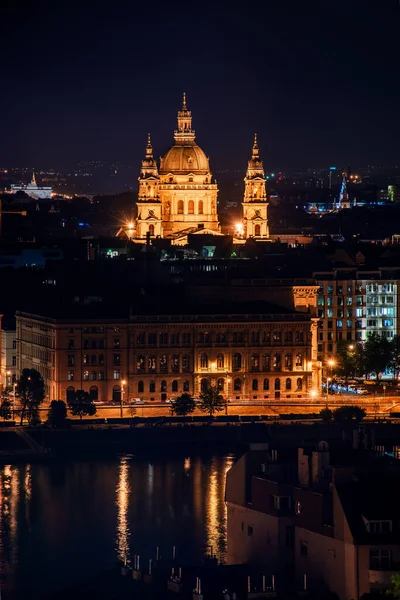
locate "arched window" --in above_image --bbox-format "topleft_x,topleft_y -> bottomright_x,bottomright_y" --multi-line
252,379 -> 258,391
161,380 -> 167,392
113,385 -> 121,402
90,386 -> 98,401
274,378 -> 281,391
198,200 -> 204,214
91,354 -> 97,365
188,176 -> 193,182
217,353 -> 224,368
285,378 -> 292,391
177,200 -> 184,214
149,381 -> 156,393
169,176 -> 173,183
172,380 -> 179,392
297,378 -> 303,391
255,224 -> 261,237
188,200 -> 194,214
217,378 -> 224,391
183,380 -> 190,392
66,386 -> 75,403
200,378 -> 209,393
234,378 -> 242,391
138,380 -> 144,393
263,378 -> 269,391
200,353 -> 208,369
149,224 -> 155,236
233,353 -> 242,371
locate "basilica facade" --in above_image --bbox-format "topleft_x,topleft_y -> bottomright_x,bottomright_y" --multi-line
132,95 -> 269,243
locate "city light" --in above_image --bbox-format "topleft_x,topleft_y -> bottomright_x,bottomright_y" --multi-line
328,359 -> 336,367
235,222 -> 244,236
310,390 -> 318,398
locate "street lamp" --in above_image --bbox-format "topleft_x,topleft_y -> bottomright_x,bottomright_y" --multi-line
6,370 -> 11,388
121,379 -> 126,418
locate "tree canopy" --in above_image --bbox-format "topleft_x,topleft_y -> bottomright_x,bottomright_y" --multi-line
16,368 -> 45,425
198,385 -> 225,417
67,390 -> 97,420
171,393 -> 196,417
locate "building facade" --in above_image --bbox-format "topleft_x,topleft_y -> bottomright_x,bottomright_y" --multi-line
1,326 -> 17,389
16,307 -> 320,404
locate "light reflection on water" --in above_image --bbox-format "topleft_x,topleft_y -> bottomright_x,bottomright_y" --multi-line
0,453 -> 236,596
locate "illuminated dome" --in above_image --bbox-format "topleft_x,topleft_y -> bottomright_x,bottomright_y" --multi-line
160,144 -> 210,174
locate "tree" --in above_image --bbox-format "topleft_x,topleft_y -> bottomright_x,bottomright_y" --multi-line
47,400 -> 67,428
333,405 -> 366,423
198,385 -> 224,417
363,333 -> 392,381
171,393 -> 196,417
16,368 -> 45,426
336,341 -> 358,382
0,397 -> 12,421
67,389 -> 97,420
386,573 -> 400,598
319,407 -> 333,423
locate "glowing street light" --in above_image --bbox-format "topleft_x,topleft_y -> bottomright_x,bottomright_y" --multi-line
120,379 -> 127,418
235,222 -> 244,237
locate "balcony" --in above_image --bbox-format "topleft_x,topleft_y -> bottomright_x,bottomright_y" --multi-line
369,568 -> 400,585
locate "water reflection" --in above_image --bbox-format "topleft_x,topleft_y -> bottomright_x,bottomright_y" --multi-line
0,465 -> 20,577
115,455 -> 131,565
205,455 -> 235,563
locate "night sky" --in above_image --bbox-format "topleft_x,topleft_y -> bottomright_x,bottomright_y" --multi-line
2,0 -> 400,172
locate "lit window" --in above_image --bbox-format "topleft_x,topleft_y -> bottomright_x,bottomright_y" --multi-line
113,369 -> 120,380
295,500 -> 301,515
67,370 -> 74,381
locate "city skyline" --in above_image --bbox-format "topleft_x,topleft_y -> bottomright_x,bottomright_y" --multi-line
2,1 -> 400,171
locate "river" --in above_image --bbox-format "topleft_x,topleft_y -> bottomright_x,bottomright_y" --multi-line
0,453 -> 236,597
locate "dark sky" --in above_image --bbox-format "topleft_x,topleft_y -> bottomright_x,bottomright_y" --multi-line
1,0 -> 400,172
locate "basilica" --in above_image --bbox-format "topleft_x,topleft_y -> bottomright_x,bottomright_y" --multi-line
130,94 -> 269,243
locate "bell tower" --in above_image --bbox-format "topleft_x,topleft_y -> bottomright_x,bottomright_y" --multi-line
135,134 -> 162,239
242,134 -> 269,239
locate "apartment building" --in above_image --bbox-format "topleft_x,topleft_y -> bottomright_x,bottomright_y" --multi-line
314,270 -> 400,362
226,442 -> 400,599
1,325 -> 17,389
16,300 -> 321,404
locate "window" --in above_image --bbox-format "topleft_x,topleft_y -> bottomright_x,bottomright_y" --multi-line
171,333 -> 180,345
263,331 -> 271,344
68,328 -> 74,334
98,371 -> 105,380
12,356 -> 16,366
182,355 -> 190,372
67,339 -> 74,349
366,520 -> 392,534
182,333 -> 191,344
337,321 -> 343,328
83,354 -> 89,365
234,378 -> 242,391
148,333 -> 156,345
263,378 -> 269,391
188,200 -> 194,214
254,224 -> 261,236
327,286 -> 333,294
200,378 -> 209,392
285,354 -> 292,368
297,378 -> 303,391
356,308 -> 363,317
90,371 -> 97,380
273,495 -> 291,510
161,380 -> 167,392
251,331 -> 260,344
138,381 -> 144,393
171,354 -> 179,372
137,355 -> 145,372
233,353 -> 242,371
160,332 -> 168,344
148,355 -> 156,372
337,296 -> 344,306
91,340 -> 97,349
198,200 -> 204,214
83,339 -> 90,349
295,500 -> 301,515
217,378 -> 224,391
149,381 -> 156,393
337,285 -> 343,293
327,309 -> 334,318
113,385 -> 121,402
177,200 -> 184,214
252,379 -> 258,391
262,354 -> 270,371
295,353 -> 303,367
137,333 -> 146,345
300,541 -> 308,557
114,327 -> 120,333
284,331 -> 293,343
347,298 -> 352,305
99,354 -> 105,366
200,353 -> 208,368
327,321 -> 333,329
217,353 -> 224,368
90,386 -> 98,401
295,331 -> 304,343
274,378 -> 280,391
67,355 -> 75,366
273,331 -> 282,343
285,378 -> 291,391
247,525 -> 254,536
273,353 -> 281,369
369,549 -> 391,570
251,354 -> 260,370
113,353 -> 121,365
327,297 -> 333,306
317,297 -> 324,306
114,338 -> 120,348
113,369 -> 120,380
98,340 -> 104,349
160,354 -> 167,372
91,354 -> 97,365
83,370 -> 89,381
356,297 -> 363,306
67,370 -> 75,381
148,224 -> 155,236
183,380 -> 190,392
347,308 -> 352,317
66,386 -> 75,401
